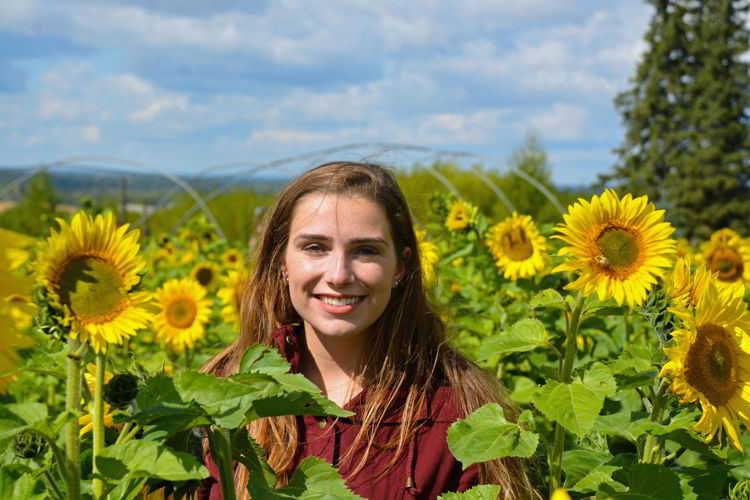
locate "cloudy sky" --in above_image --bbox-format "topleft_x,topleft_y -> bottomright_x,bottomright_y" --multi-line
1,0 -> 654,186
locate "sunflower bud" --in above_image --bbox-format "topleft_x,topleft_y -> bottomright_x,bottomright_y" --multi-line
104,373 -> 139,408
12,431 -> 47,459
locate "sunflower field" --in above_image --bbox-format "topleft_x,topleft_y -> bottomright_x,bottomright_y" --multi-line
3,185 -> 750,500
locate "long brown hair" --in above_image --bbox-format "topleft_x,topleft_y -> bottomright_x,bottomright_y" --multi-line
203,161 -> 538,499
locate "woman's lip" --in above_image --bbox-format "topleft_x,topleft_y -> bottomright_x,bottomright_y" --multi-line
314,295 -> 366,314
314,294 -> 365,298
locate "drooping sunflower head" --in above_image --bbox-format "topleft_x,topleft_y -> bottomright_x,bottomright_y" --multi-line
699,228 -> 750,289
218,270 -> 248,330
35,211 -> 152,353
444,199 -> 478,231
152,278 -> 212,351
485,212 -> 548,281
552,189 -> 676,308
665,257 -> 715,310
661,278 -> 750,450
222,248 -> 243,269
191,261 -> 221,290
415,229 -> 439,288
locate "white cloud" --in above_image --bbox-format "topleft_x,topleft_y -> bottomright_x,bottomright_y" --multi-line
80,125 -> 101,142
525,103 -> 587,140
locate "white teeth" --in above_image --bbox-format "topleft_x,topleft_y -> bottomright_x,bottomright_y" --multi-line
320,296 -> 361,306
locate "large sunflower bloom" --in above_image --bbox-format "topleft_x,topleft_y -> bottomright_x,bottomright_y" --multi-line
486,212 -> 548,281
661,279 -> 750,450
552,190 -> 675,308
444,200 -> 478,231
699,228 -> 750,289
152,278 -> 212,351
218,270 -> 247,330
665,257 -> 715,309
35,212 -> 152,353
416,229 -> 439,288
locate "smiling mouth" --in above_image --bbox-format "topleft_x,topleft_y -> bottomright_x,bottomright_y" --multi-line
316,295 -> 365,306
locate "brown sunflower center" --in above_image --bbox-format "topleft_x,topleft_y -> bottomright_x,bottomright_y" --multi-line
166,298 -> 198,329
227,254 -> 238,263
57,255 -> 127,323
195,267 -> 214,287
706,247 -> 743,282
684,323 -> 739,406
502,228 -> 534,261
597,228 -> 640,269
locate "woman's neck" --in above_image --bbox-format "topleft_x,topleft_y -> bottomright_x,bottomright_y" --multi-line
300,322 -> 367,407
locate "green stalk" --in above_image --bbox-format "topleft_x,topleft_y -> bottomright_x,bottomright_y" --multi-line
65,337 -> 83,500
93,351 -> 106,498
42,469 -> 65,500
642,378 -> 670,463
206,425 -> 237,500
549,292 -> 584,491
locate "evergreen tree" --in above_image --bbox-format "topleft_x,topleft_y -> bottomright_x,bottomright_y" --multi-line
667,0 -> 750,238
601,0 -> 750,239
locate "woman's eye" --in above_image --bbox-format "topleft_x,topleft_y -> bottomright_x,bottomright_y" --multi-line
303,244 -> 326,253
356,246 -> 379,256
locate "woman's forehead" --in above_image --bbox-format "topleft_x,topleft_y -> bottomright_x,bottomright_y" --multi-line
289,193 -> 393,241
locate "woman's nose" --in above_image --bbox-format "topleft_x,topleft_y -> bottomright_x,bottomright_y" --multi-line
325,252 -> 354,285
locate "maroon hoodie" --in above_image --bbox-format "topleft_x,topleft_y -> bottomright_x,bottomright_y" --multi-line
197,324 -> 479,500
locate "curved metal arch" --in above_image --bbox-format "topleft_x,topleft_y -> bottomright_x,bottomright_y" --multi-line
0,156 -> 227,240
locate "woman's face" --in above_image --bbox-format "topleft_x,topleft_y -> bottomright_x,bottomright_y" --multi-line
283,193 -> 406,341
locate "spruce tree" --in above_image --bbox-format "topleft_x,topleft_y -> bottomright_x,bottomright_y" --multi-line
600,0 -> 694,203
666,0 -> 750,238
602,0 -> 750,239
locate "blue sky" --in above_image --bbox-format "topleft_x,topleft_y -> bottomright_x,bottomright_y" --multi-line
0,0 -> 656,186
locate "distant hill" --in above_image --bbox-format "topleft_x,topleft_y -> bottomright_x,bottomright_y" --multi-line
0,167 -> 290,205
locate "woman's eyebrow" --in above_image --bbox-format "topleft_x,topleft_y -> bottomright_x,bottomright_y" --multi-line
294,234 -> 388,245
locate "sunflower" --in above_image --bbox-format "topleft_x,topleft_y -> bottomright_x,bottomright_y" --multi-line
222,248 -> 243,269
152,278 -> 212,351
661,279 -> 750,450
191,261 -> 221,290
35,212 -> 152,353
485,212 -> 548,281
665,257 -> 715,309
0,237 -> 36,392
552,190 -> 675,308
218,270 -> 247,330
699,228 -> 750,289
415,229 -> 439,288
444,200 -> 478,231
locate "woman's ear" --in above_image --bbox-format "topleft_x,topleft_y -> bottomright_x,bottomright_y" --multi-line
397,247 -> 412,281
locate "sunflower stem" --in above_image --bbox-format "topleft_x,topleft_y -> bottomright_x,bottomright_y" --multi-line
642,378 -> 670,463
65,337 -> 82,500
114,422 -> 132,446
118,423 -> 142,444
93,351 -> 106,499
43,469 -> 65,500
549,292 -> 584,492
206,425 -> 237,500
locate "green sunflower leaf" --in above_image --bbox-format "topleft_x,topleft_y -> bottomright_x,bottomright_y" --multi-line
95,440 -> 209,482
446,403 -> 539,467
599,463 -> 683,500
534,380 -> 603,437
438,484 -> 503,500
248,456 -> 366,499
476,319 -> 548,360
529,288 -> 567,312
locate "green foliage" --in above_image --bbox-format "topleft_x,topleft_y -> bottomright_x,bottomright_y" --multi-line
0,171 -> 62,236
438,484 -> 503,500
447,404 -> 539,466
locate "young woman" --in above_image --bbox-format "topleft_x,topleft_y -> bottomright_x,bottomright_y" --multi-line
199,162 -> 538,500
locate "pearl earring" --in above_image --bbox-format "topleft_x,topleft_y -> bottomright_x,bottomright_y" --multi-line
392,279 -> 401,288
